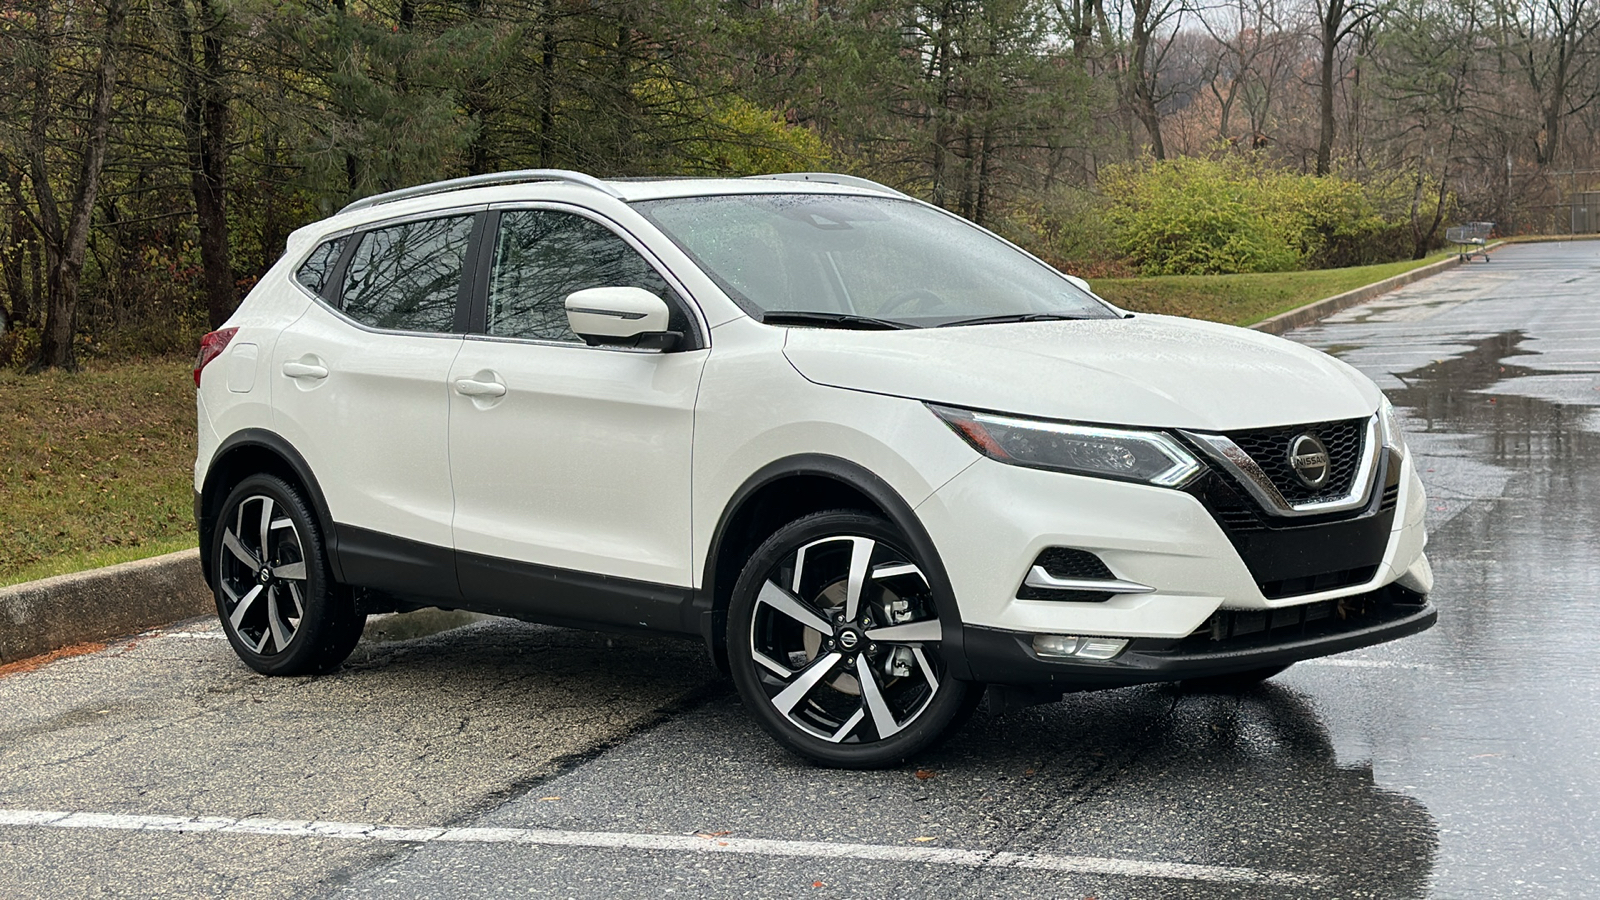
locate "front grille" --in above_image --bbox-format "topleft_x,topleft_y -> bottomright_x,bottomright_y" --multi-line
1225,417 -> 1368,504
1380,483 -> 1399,511
1258,565 -> 1377,600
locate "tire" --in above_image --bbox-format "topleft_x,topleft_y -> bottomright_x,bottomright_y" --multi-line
1181,663 -> 1292,693
211,473 -> 365,675
727,510 -> 978,768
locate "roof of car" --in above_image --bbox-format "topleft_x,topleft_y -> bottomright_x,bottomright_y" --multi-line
284,171 -> 914,255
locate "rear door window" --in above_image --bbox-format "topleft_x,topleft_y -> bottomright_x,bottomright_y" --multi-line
340,215 -> 474,333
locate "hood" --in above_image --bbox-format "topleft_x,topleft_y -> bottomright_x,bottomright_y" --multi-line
781,314 -> 1380,431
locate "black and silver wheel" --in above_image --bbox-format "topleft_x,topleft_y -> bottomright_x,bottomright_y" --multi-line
728,510 -> 977,768
212,474 -> 364,675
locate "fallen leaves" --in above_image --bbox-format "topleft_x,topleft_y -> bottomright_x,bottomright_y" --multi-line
914,768 -> 936,781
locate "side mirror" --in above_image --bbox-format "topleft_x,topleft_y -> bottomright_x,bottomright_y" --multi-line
1063,274 -> 1095,296
565,287 -> 682,351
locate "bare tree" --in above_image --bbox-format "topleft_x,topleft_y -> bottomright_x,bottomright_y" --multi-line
1,0 -> 130,370
1314,0 -> 1386,174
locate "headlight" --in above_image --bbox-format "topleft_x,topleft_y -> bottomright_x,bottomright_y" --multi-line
930,405 -> 1202,487
1379,396 -> 1408,456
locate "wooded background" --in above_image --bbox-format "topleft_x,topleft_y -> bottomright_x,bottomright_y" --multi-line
3,0 -> 1597,371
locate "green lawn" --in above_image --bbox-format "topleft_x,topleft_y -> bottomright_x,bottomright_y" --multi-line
1089,250 -> 1458,326
0,357 -> 198,587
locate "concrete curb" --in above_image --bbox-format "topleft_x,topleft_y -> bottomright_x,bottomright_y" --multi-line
1249,242 -> 1505,335
0,548 -> 211,665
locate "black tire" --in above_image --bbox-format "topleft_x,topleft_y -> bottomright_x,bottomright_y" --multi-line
211,473 -> 365,675
727,510 -> 978,769
1181,663 -> 1292,693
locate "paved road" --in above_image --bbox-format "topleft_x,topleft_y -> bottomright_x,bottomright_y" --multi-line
3,241 -> 1598,898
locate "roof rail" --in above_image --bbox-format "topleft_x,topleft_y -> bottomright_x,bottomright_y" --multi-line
339,169 -> 622,214
747,172 -> 913,200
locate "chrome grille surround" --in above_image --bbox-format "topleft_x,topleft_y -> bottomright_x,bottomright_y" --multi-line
1181,415 -> 1381,518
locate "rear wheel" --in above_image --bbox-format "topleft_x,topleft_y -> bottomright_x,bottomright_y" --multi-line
212,474 -> 364,675
728,510 -> 977,768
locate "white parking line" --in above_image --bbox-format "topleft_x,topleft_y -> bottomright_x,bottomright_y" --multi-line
0,808 -> 1323,888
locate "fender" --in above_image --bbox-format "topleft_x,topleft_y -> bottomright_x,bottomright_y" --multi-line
699,453 -> 972,680
198,428 -> 344,584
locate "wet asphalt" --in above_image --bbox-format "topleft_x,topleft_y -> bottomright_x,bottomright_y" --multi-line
3,241 -> 1598,898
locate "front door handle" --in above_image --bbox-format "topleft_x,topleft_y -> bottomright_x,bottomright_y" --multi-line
282,360 -> 328,379
455,379 -> 507,398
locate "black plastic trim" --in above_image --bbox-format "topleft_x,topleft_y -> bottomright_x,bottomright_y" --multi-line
701,454 -> 971,679
961,588 -> 1436,689
456,547 -> 697,637
198,429 -> 344,585
336,524 -> 462,602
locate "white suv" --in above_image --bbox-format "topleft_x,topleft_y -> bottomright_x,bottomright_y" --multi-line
193,170 -> 1434,768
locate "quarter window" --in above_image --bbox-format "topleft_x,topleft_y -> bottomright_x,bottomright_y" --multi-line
340,216 -> 474,333
294,237 -> 346,296
487,210 -> 686,343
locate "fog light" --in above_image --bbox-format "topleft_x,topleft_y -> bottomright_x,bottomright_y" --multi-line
1031,635 -> 1131,660
1032,635 -> 1083,658
1076,638 -> 1129,660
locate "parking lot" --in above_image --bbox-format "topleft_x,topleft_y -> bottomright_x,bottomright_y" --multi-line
3,240 -> 1598,898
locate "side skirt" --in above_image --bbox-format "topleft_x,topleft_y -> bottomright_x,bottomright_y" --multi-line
334,524 -> 699,638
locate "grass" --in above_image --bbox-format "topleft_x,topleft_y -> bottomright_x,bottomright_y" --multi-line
1090,250 -> 1459,327
0,357 -> 198,588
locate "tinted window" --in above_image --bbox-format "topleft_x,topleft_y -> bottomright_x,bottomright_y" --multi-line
487,210 -> 685,343
340,216 -> 473,332
295,237 -> 345,295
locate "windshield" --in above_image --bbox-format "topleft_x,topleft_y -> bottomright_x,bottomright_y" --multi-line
633,193 -> 1116,327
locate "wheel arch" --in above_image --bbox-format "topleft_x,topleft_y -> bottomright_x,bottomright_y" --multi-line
198,429 -> 341,586
700,454 -> 970,679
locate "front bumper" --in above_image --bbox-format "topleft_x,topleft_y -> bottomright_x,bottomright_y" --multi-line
916,447 -> 1430,640
963,584 -> 1436,688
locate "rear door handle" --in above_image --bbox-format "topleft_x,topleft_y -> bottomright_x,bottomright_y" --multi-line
454,379 -> 506,398
282,360 -> 328,379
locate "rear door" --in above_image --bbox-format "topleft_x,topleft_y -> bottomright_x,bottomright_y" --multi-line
272,210 -> 481,599
447,206 -> 708,631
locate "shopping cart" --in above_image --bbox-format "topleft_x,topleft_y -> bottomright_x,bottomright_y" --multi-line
1446,221 -> 1494,262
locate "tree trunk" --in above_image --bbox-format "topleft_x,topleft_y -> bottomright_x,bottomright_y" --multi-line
1130,0 -> 1166,159
35,0 -> 127,371
169,0 -> 236,329
1315,1 -> 1341,176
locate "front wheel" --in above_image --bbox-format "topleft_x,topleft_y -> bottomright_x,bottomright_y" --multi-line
727,510 -> 977,768
212,473 -> 364,676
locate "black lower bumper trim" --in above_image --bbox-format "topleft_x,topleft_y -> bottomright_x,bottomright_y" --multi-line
962,587 -> 1436,689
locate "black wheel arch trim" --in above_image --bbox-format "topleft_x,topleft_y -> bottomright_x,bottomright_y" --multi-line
198,429 -> 343,586
700,453 -> 972,680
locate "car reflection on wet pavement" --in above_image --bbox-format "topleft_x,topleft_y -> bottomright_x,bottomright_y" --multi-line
1282,240 -> 1600,897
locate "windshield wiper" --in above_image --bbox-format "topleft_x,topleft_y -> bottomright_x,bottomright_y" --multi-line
936,312 -> 1096,328
761,311 -> 914,330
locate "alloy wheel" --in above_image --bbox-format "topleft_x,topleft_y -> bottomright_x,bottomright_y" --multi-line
217,494 -> 309,655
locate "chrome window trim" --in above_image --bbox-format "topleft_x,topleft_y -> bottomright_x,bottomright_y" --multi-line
1181,415 -> 1381,518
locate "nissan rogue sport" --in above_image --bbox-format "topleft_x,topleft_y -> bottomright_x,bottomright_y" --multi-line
192,169 -> 1435,768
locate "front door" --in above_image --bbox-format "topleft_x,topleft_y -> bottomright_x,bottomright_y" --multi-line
448,207 -> 708,631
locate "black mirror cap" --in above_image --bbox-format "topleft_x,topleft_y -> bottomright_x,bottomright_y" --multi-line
577,330 -> 683,352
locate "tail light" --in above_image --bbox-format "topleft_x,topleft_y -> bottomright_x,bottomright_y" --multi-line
194,327 -> 239,387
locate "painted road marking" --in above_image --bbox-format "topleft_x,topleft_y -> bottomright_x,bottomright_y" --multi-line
0,808 -> 1324,887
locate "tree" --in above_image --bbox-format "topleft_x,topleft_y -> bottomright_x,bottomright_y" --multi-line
0,0 -> 130,370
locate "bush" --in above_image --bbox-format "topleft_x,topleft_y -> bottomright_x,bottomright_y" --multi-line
1098,156 -> 1407,276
